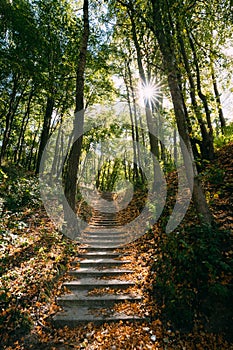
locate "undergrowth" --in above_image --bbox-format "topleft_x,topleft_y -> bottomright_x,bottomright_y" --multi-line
153,225 -> 233,335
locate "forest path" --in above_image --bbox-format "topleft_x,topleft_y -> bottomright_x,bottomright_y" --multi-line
53,192 -> 147,327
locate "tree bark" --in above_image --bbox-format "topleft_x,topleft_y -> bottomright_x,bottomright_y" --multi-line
150,0 -> 213,226
128,9 -> 160,188
177,28 -> 213,161
188,33 -> 215,160
211,62 -> 226,134
14,89 -> 34,164
64,0 -> 89,214
36,94 -> 55,174
0,74 -> 26,165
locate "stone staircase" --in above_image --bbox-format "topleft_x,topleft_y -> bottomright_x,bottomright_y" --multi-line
53,192 -> 146,327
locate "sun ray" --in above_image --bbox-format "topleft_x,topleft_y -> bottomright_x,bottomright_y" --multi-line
139,78 -> 163,108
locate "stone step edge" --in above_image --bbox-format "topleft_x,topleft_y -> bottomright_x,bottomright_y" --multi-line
63,279 -> 135,288
53,309 -> 148,327
69,268 -> 133,274
57,294 -> 142,302
77,253 -> 121,258
72,259 -> 131,265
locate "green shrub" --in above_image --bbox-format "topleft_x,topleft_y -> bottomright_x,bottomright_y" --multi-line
215,123 -> 233,148
1,174 -> 41,212
153,225 -> 233,332
203,166 -> 225,185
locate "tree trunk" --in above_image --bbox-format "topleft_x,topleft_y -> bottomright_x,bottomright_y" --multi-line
124,70 -> 140,181
15,89 -> 34,164
36,94 -> 55,174
129,9 -> 160,188
211,62 -> 226,134
64,0 -> 89,215
26,121 -> 40,171
188,33 -> 215,160
177,28 -> 212,160
150,0 -> 213,226
0,75 -> 26,165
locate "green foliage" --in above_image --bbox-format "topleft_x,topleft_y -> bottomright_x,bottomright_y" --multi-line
203,166 -> 225,185
153,225 -> 233,331
0,167 -> 41,212
214,123 -> 233,148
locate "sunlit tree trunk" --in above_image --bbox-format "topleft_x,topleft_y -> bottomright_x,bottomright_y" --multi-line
64,0 -> 89,214
14,89 -> 34,164
35,94 -> 55,174
129,11 -> 159,157
188,33 -> 214,160
124,71 -> 140,182
211,62 -> 226,134
150,0 -> 213,226
0,74 -> 27,165
177,28 -> 213,161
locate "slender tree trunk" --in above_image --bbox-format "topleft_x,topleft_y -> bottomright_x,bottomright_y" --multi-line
150,0 -> 213,226
176,72 -> 201,161
124,71 -> 139,181
126,59 -> 146,181
130,11 -> 160,159
36,94 -> 55,174
0,75 -> 26,165
177,28 -> 212,160
188,33 -> 214,160
129,9 -> 160,189
211,62 -> 226,134
26,121 -> 40,171
15,89 -> 34,164
64,0 -> 89,216
174,128 -> 178,164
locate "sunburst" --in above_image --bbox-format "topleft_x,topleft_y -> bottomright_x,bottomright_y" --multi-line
139,78 -> 163,107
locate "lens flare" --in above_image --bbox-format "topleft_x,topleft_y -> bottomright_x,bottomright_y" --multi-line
140,78 -> 163,107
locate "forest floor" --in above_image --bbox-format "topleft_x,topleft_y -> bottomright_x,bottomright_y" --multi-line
0,142 -> 232,350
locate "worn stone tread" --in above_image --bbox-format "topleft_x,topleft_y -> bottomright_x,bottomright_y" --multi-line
53,307 -> 147,327
69,268 -> 133,277
57,293 -> 142,307
63,278 -> 135,291
78,252 -> 121,259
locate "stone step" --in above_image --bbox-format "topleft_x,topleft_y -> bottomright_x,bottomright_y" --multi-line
74,259 -> 131,268
79,246 -> 121,252
91,216 -> 118,220
69,268 -> 133,278
57,293 -> 142,307
89,220 -> 120,223
78,252 -> 121,259
88,224 -> 121,229
89,225 -> 121,228
80,240 -> 127,248
80,242 -> 126,248
90,218 -> 120,221
81,237 -> 127,243
91,218 -> 118,221
83,229 -> 126,235
81,237 -> 127,244
63,278 -> 135,291
81,233 -> 127,239
89,222 -> 120,226
53,307 -> 146,327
